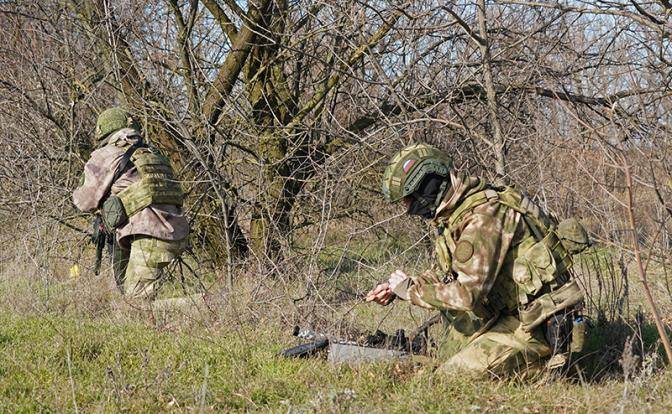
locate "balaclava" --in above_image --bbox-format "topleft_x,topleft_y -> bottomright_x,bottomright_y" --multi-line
406,173 -> 450,219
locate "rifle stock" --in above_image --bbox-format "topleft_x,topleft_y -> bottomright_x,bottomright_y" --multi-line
92,215 -> 110,275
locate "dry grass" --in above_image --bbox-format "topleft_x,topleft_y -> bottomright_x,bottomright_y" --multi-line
1,243 -> 671,413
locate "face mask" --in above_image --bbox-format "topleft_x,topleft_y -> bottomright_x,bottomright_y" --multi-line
406,174 -> 448,219
407,196 -> 434,219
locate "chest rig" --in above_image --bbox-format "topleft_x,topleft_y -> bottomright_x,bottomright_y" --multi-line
434,186 -> 583,329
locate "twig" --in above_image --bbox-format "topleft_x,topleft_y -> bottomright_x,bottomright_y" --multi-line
198,362 -> 209,413
66,346 -> 80,414
48,215 -> 89,235
623,160 -> 672,365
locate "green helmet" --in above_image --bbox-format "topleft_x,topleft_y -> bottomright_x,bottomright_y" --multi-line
95,107 -> 139,142
382,143 -> 452,202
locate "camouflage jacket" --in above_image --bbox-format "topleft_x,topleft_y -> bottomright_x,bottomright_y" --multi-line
73,128 -> 189,247
392,173 -> 537,318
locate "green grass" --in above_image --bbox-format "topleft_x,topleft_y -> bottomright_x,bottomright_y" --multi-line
1,309 -> 671,413
1,240 -> 671,413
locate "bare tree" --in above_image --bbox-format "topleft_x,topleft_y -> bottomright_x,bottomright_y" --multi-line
0,2 -> 671,356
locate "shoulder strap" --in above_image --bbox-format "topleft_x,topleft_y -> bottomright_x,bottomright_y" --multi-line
445,185 -> 552,242
114,143 -> 142,181
446,187 -> 499,229
496,188 -> 553,241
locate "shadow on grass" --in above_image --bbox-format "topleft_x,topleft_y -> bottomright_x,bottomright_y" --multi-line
569,313 -> 665,382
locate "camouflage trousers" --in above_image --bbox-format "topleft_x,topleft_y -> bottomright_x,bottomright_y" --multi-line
111,236 -> 187,300
433,312 -> 552,378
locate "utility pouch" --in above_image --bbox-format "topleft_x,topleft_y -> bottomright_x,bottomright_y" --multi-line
570,315 -> 587,353
557,218 -> 590,254
519,280 -> 584,332
101,195 -> 128,230
512,232 -> 558,303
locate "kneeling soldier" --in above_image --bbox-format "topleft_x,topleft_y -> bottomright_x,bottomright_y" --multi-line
367,143 -> 588,377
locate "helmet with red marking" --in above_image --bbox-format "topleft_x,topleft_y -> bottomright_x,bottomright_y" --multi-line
381,143 -> 452,202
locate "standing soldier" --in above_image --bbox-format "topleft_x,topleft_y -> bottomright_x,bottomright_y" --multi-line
367,143 -> 588,377
73,107 -> 189,301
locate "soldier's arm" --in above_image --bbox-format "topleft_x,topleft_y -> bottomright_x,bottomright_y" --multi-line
404,209 -> 518,311
72,150 -> 122,212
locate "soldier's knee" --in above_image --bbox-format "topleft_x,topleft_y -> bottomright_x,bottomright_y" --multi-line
127,279 -> 159,301
435,333 -> 545,379
436,355 -> 490,378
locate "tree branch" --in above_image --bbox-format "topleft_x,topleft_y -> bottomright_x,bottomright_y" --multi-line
0,79 -> 67,132
346,83 -> 653,133
169,0 -> 201,115
624,160 -> 672,365
202,0 -> 238,41
202,0 -> 271,126
629,0 -> 664,25
442,5 -> 485,45
499,0 -> 670,37
222,0 -> 245,19
477,0 -> 507,183
286,8 -> 404,129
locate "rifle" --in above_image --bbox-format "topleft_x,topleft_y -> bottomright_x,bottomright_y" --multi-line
280,327 -> 331,358
281,319 -> 439,363
91,215 -> 112,275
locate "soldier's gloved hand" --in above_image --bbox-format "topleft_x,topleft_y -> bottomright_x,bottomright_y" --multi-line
387,269 -> 408,290
365,282 -> 395,305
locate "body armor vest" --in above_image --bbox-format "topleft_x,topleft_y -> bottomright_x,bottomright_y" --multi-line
116,147 -> 184,217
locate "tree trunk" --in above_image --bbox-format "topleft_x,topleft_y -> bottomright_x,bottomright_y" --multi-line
477,0 -> 507,185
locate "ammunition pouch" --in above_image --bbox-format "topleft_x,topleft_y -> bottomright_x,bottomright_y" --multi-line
519,280 -> 584,332
101,195 -> 128,230
512,230 -> 573,305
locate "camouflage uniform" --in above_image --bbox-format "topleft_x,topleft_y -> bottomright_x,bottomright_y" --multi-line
73,115 -> 189,300
383,145 -> 585,378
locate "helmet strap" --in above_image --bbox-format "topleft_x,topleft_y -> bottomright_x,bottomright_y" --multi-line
434,178 -> 450,209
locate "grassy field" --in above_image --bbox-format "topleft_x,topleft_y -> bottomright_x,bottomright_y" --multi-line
1,308 -> 671,413
1,246 -> 671,413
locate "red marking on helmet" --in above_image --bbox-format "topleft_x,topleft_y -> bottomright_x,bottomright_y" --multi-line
402,159 -> 416,173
